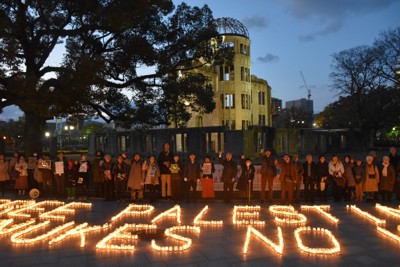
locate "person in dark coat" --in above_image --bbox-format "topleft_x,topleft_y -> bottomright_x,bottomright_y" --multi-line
353,158 -> 366,202
157,143 -> 174,198
92,150 -> 104,197
114,155 -> 128,202
388,147 -> 400,200
183,153 -> 201,203
101,154 -> 114,201
279,154 -> 297,205
170,155 -> 183,203
219,151 -> 238,203
65,159 -> 78,200
54,151 -> 68,198
259,148 -> 276,203
77,153 -> 91,200
293,154 -> 304,203
317,155 -> 329,202
379,156 -> 396,202
236,156 -> 255,204
302,154 -> 318,203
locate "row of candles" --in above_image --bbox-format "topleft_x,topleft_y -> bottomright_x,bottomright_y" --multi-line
1,199 -> 400,254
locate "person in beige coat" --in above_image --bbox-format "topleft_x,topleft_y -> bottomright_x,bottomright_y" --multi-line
364,156 -> 380,202
0,154 -> 10,196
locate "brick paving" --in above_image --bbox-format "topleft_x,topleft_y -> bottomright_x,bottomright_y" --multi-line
1,195 -> 400,267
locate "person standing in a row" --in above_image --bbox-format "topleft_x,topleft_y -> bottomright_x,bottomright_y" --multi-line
279,154 -> 297,205
219,151 -> 237,203
201,156 -> 215,201
302,154 -> 317,203
236,156 -> 255,204
0,154 -> 9,197
158,143 -> 174,199
183,153 -> 201,203
259,148 -> 276,204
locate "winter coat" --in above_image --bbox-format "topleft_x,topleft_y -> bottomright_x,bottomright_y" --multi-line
92,157 -> 104,183
259,154 -> 276,177
127,160 -> 144,190
15,161 -> 28,176
236,162 -> 255,191
114,162 -> 128,183
343,163 -> 356,187
0,160 -> 9,181
302,161 -> 318,184
144,162 -> 160,185
279,161 -> 297,182
157,151 -> 174,174
218,157 -> 238,183
183,161 -> 201,181
364,163 -> 380,192
353,164 -> 366,185
100,160 -> 114,182
293,160 -> 304,183
379,163 -> 396,192
316,161 -> 329,183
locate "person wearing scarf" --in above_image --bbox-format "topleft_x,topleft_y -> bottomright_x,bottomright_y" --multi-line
379,156 -> 396,202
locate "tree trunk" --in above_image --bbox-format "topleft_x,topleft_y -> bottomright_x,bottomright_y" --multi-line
23,111 -> 46,157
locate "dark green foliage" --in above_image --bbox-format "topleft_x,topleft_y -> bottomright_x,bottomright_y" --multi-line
0,0 -> 224,155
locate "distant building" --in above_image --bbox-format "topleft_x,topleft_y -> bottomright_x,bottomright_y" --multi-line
184,17 -> 272,130
285,98 -> 314,114
284,98 -> 314,128
271,97 -> 282,115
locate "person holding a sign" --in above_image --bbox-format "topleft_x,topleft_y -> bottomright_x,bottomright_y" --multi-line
143,155 -> 160,203
66,159 -> 78,200
54,152 -> 68,198
170,155 -> 183,204
201,156 -> 215,200
101,154 -> 114,201
15,155 -> 28,196
78,153 -> 91,200
92,150 -> 105,197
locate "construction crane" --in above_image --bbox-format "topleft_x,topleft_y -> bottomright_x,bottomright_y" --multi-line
300,71 -> 311,100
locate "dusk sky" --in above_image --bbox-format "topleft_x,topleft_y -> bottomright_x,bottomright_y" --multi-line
1,0 -> 399,121
176,0 -> 400,111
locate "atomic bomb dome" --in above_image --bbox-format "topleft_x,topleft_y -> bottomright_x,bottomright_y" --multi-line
215,17 -> 249,38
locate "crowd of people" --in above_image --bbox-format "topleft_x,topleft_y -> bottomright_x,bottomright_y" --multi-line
0,144 -> 399,206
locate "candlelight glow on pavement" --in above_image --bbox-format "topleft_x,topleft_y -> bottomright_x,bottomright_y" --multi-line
243,226 -> 284,254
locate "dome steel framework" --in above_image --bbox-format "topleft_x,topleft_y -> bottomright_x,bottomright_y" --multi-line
215,17 -> 249,38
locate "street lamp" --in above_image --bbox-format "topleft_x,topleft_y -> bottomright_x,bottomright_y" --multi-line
45,132 -> 50,137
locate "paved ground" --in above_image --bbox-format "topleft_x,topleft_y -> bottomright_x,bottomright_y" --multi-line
1,195 -> 400,267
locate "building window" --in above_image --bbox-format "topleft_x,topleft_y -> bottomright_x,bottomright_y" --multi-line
175,133 -> 187,153
241,67 -> 250,82
258,115 -> 266,126
240,44 -> 249,55
145,134 -> 155,153
222,94 -> 235,109
258,91 -> 266,105
196,116 -> 203,127
220,65 -> 234,81
241,94 -> 250,109
117,135 -> 127,152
